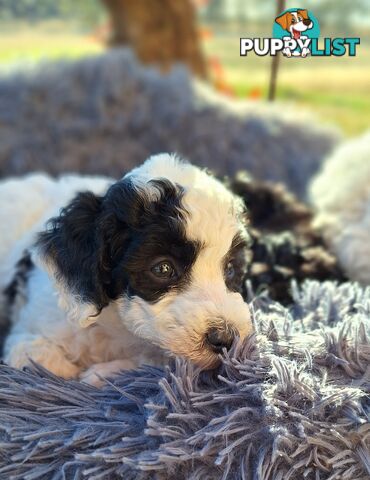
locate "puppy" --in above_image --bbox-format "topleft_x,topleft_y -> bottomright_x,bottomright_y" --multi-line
1,154 -> 252,385
310,132 -> 370,285
275,9 -> 313,57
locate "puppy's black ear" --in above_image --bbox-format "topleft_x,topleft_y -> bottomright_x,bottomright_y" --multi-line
36,191 -> 111,326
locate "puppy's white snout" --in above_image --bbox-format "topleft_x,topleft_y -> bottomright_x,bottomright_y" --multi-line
220,292 -> 253,338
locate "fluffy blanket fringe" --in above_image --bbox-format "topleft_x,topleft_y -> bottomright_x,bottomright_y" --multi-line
0,281 -> 368,480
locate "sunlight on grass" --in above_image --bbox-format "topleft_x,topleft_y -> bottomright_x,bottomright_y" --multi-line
0,21 -> 103,69
204,30 -> 370,136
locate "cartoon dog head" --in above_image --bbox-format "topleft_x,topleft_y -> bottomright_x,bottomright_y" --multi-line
275,9 -> 313,40
36,154 -> 253,369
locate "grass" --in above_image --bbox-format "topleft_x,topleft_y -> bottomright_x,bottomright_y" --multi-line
0,20 -> 369,136
0,21 -> 103,68
203,29 -> 370,136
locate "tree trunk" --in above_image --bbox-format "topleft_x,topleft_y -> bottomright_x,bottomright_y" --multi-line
102,0 -> 208,79
268,0 -> 286,101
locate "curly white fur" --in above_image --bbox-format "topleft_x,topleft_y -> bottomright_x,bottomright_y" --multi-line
310,132 -> 370,284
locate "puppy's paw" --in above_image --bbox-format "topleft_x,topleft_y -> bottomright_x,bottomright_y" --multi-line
5,335 -> 80,379
79,359 -> 137,387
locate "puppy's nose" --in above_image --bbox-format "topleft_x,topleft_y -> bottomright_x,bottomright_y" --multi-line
303,18 -> 311,26
205,327 -> 235,353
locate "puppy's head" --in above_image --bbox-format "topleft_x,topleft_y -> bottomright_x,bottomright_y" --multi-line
36,154 -> 252,368
275,9 -> 313,39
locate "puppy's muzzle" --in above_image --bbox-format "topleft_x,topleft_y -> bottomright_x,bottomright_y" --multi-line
205,325 -> 236,353
303,18 -> 312,26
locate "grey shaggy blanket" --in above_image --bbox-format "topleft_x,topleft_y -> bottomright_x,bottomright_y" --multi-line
0,280 -> 369,480
0,50 -> 339,197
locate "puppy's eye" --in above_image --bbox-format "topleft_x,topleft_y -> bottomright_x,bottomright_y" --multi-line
151,261 -> 176,279
225,261 -> 235,280
291,18 -> 296,24
298,16 -> 302,21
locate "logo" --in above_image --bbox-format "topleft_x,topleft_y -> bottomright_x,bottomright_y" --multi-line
240,8 -> 360,58
273,8 -> 319,57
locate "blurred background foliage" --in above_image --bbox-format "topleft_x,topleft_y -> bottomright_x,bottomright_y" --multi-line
0,0 -> 369,135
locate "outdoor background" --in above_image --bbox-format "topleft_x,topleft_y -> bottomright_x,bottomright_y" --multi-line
0,0 -> 369,136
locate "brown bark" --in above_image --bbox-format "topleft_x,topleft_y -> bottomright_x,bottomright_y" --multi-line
102,0 -> 208,79
268,0 -> 286,101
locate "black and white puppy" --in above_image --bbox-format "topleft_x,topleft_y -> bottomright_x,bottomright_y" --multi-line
1,154 -> 252,385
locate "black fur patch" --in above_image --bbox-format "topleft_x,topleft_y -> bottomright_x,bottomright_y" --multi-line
246,229 -> 346,304
224,233 -> 251,294
2,251 -> 34,346
104,178 -> 201,302
36,178 -> 201,309
36,191 -> 108,312
3,251 -> 34,307
228,174 -> 346,304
